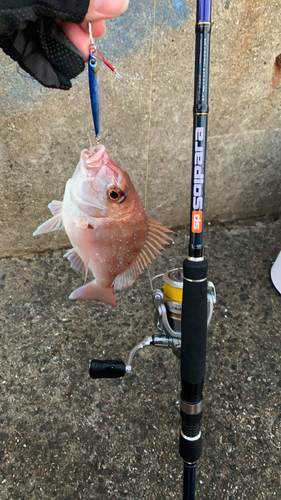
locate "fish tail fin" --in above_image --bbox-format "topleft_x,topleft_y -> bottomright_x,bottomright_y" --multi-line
69,281 -> 117,308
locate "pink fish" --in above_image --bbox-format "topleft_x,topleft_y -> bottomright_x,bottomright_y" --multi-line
34,145 -> 172,307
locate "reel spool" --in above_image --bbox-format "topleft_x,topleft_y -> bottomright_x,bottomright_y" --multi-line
163,268 -> 184,333
152,268 -> 216,352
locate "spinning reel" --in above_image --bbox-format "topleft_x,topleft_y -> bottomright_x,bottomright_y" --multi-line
89,269 -> 216,378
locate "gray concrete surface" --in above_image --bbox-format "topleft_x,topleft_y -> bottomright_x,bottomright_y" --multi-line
1,0 -> 281,258
1,216 -> 281,499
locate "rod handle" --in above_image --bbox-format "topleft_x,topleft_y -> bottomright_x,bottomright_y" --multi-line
89,359 -> 126,379
181,258 -> 208,390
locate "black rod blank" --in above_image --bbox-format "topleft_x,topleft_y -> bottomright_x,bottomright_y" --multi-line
183,464 -> 196,500
180,1 -> 212,499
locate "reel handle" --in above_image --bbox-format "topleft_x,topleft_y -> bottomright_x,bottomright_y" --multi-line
89,359 -> 126,379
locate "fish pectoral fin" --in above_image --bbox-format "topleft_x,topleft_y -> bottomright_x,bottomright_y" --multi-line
64,248 -> 85,275
33,214 -> 64,236
69,282 -> 117,307
48,200 -> 63,216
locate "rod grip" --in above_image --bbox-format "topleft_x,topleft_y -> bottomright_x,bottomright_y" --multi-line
181,258 -> 208,398
89,359 -> 126,379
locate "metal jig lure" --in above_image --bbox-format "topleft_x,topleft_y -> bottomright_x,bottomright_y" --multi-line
88,23 -> 122,142
88,48 -> 101,142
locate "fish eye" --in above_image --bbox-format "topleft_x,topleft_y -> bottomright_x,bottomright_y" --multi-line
107,185 -> 126,204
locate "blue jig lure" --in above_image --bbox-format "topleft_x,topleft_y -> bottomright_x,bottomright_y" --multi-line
88,51 -> 101,140
88,23 -> 122,142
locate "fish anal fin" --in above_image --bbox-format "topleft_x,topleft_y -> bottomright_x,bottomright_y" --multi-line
69,281 -> 117,307
33,213 -> 64,236
48,200 -> 63,216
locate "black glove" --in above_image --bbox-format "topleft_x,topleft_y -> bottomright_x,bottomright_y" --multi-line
0,1 -> 89,90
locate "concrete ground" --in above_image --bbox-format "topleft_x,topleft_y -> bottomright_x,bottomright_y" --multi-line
0,216 -> 280,500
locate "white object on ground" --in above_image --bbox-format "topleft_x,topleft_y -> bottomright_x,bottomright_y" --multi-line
271,251 -> 281,294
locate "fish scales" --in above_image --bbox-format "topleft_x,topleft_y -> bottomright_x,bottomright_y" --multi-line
34,145 -> 172,307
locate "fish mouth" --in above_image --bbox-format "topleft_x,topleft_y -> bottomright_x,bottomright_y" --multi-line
84,144 -> 106,167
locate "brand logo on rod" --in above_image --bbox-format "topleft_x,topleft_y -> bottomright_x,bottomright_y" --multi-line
192,126 -> 204,233
192,210 -> 203,233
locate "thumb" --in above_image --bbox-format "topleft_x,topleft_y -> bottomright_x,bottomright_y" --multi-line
85,0 -> 129,22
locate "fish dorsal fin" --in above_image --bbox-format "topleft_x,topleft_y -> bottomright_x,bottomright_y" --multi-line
139,219 -> 173,265
64,248 -> 85,275
48,200 -> 63,216
33,213 -> 64,236
113,220 -> 173,291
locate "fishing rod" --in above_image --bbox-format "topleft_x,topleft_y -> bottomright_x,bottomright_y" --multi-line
89,0 -> 214,498
180,0 -> 212,497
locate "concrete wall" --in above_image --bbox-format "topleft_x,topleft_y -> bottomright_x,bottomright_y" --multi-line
0,0 -> 280,258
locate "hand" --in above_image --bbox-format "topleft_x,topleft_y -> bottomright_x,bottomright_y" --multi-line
60,0 -> 129,60
0,0 -> 129,89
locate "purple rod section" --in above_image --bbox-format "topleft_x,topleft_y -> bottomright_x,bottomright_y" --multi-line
196,0 -> 212,23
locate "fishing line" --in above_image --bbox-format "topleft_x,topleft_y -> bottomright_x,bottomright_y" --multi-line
145,0 -> 157,292
89,14 -> 157,292
144,0 -> 157,212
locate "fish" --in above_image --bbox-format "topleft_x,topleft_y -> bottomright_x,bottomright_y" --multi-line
34,145 -> 173,307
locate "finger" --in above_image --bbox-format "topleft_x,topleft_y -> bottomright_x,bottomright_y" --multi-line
85,0 -> 129,22
61,20 -> 106,60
